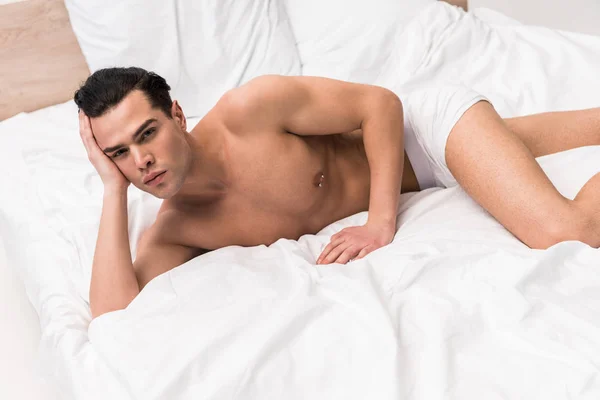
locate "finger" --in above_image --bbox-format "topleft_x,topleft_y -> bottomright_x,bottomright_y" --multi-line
79,113 -> 97,141
330,231 -> 343,240
316,236 -> 346,264
354,246 -> 373,260
331,229 -> 352,242
317,240 -> 345,265
318,241 -> 350,265
79,113 -> 93,148
79,110 -> 90,134
334,246 -> 360,265
80,115 -> 102,156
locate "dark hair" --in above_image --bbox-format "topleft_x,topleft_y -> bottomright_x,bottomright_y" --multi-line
73,67 -> 173,118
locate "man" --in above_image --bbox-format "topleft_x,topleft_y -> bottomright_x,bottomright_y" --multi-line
75,67 -> 600,319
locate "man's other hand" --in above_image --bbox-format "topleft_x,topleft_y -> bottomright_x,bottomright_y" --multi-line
316,222 -> 396,265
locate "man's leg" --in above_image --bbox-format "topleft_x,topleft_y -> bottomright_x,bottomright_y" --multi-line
445,101 -> 600,249
504,108 -> 600,157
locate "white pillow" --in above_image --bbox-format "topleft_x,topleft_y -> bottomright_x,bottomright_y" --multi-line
64,0 -> 301,118
283,0 -> 436,83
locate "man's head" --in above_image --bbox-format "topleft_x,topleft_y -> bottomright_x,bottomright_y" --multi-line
74,67 -> 193,199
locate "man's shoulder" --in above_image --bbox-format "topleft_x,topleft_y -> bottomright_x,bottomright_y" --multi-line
210,75 -> 298,132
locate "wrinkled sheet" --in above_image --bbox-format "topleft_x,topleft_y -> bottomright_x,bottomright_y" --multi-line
88,152 -> 600,399
2,3 -> 600,399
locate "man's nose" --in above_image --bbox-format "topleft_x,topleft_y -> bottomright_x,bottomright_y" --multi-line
132,148 -> 154,169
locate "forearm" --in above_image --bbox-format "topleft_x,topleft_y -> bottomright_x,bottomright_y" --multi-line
362,93 -> 404,227
89,188 -> 139,319
442,0 -> 468,11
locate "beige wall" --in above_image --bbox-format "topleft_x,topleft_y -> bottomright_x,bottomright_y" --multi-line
470,0 -> 600,36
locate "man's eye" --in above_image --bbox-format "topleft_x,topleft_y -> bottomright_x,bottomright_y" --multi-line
142,128 -> 156,140
112,149 -> 126,158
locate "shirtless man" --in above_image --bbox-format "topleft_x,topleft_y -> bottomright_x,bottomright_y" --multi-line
75,67 -> 600,319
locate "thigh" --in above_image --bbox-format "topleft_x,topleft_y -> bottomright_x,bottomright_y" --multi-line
445,101 -> 578,248
504,108 -> 600,158
402,84 -> 489,188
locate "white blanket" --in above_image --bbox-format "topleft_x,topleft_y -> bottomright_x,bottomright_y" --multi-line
87,156 -> 600,399
3,3 -> 600,399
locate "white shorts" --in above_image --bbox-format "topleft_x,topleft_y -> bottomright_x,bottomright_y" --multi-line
400,85 -> 490,189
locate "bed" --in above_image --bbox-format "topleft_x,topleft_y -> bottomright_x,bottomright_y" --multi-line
1,0 -> 600,399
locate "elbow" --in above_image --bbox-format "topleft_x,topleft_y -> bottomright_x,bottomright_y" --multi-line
90,302 -> 131,321
90,289 -> 139,320
91,308 -> 114,321
91,305 -> 112,321
378,87 -> 403,113
91,304 -> 123,321
379,88 -> 404,126
362,87 -> 403,130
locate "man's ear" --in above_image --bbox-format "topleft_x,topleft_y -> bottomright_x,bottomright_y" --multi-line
171,100 -> 187,131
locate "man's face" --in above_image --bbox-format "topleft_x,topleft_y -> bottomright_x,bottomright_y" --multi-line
90,90 -> 190,199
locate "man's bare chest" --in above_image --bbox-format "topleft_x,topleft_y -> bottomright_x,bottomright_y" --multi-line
167,133 -> 372,249
228,132 -> 334,217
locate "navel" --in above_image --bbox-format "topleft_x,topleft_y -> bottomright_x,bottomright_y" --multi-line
313,171 -> 325,188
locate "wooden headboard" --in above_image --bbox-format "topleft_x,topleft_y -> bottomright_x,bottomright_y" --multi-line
0,0 -> 89,121
0,0 -> 468,122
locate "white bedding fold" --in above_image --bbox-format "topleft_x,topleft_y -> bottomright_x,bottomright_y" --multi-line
87,167 -> 600,399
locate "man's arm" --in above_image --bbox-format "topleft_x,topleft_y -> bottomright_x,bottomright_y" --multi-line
90,198 -> 202,319
222,75 -> 404,263
442,0 -> 468,11
89,188 -> 139,319
80,110 -> 200,320
78,110 -> 139,320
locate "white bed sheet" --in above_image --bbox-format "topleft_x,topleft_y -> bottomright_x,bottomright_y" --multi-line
86,159 -> 600,399
1,3 -> 600,399
0,237 -> 61,400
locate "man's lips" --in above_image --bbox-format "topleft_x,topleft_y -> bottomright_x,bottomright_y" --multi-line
144,171 -> 165,184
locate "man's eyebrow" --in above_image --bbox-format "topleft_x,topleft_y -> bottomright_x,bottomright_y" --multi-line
103,118 -> 157,153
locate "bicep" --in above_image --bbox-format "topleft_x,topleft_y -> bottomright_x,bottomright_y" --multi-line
225,75 -> 400,136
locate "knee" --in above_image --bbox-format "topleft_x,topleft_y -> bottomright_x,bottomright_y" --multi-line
570,210 -> 600,249
529,205 -> 600,249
